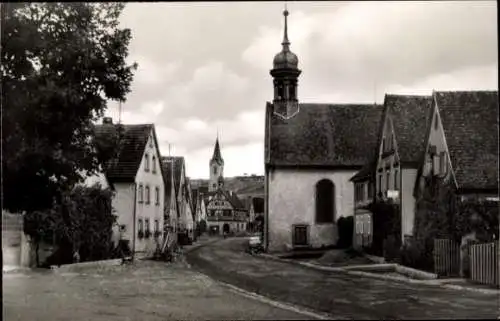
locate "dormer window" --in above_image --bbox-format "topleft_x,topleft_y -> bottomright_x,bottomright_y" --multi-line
145,154 -> 150,172
152,155 -> 157,173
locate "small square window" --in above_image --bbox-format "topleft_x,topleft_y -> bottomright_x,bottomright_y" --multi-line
120,225 -> 126,232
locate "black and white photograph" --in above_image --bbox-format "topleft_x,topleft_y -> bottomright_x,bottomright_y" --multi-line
2,1 -> 499,320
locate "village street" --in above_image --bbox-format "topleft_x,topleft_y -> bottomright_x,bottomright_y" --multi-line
2,258 -> 309,321
186,238 -> 499,320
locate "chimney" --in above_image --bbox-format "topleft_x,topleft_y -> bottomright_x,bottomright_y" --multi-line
103,117 -> 113,125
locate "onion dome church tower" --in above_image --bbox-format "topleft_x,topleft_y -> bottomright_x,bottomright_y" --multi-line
209,135 -> 224,192
270,7 -> 302,119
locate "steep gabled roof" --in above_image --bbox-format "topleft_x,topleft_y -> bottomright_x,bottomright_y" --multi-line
223,190 -> 246,210
265,103 -> 383,167
211,138 -> 224,165
251,197 -> 264,213
161,156 -> 185,195
191,188 -> 199,213
385,94 -> 434,165
160,158 -> 175,209
435,91 -> 498,190
94,123 -> 158,183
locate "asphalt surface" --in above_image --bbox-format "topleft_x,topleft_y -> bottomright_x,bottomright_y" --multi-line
186,237 -> 500,320
2,259 -> 311,320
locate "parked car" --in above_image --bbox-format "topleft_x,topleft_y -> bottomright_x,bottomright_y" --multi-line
247,233 -> 264,254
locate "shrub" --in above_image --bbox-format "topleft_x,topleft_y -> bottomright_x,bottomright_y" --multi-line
383,235 -> 401,263
138,231 -> 144,239
145,230 -> 151,239
399,239 -> 435,273
24,183 -> 116,266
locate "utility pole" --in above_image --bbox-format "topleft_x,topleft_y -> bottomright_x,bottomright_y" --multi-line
118,100 -> 123,124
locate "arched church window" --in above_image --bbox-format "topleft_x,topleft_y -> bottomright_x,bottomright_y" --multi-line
315,179 -> 335,223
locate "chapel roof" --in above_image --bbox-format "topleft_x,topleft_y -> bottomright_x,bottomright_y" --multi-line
265,103 -> 384,167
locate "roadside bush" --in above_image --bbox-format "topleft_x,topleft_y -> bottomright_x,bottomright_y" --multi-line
337,216 -> 354,249
383,235 -> 401,263
399,238 -> 434,273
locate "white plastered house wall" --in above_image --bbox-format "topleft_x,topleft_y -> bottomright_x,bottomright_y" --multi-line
267,168 -> 356,253
134,130 -> 165,256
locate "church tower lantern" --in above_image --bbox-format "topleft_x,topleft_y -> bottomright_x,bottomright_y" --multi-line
270,7 -> 301,119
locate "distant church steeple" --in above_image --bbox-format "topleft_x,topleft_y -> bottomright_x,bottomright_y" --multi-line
270,6 -> 301,119
209,134 -> 224,192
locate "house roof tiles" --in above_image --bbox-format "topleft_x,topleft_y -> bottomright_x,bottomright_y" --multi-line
384,94 -> 434,165
436,91 -> 498,190
265,103 -> 384,167
93,123 -> 157,183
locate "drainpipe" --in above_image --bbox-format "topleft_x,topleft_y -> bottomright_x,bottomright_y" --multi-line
132,182 -> 137,259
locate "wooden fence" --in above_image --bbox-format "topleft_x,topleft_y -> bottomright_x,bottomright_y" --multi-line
433,238 -> 460,277
470,241 -> 499,287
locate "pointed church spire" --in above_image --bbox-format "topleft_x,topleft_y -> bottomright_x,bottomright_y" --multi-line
282,4 -> 290,51
211,136 -> 224,165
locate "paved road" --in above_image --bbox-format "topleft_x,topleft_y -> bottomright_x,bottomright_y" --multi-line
3,259 -> 310,321
186,237 -> 500,320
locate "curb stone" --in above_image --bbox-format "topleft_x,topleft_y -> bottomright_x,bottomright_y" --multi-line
50,258 -> 122,273
441,283 -> 500,295
257,253 -> 500,295
218,281 -> 337,320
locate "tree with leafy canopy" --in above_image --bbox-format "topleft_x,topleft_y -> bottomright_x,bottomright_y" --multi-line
33,183 -> 116,266
2,3 -> 137,215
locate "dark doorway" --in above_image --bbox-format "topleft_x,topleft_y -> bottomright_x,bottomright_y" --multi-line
223,223 -> 230,234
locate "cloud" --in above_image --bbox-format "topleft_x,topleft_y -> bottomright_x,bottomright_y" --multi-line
131,57 -> 181,86
105,1 -> 497,178
243,1 -> 497,103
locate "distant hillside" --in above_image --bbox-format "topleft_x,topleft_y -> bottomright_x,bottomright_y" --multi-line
190,175 -> 264,200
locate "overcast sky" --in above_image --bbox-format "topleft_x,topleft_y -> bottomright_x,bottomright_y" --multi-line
103,1 -> 497,179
